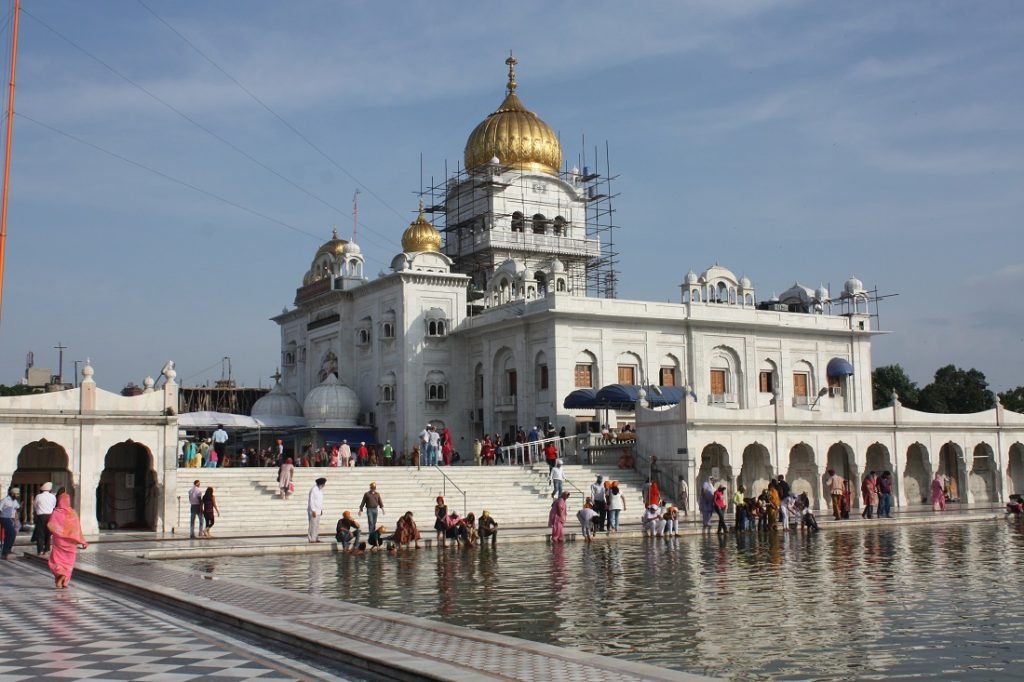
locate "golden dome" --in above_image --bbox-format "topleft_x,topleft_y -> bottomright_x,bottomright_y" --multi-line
402,205 -> 442,253
316,227 -> 348,259
464,55 -> 562,175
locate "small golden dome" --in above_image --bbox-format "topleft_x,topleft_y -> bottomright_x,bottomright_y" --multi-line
402,205 -> 442,253
464,55 -> 562,175
316,227 -> 348,259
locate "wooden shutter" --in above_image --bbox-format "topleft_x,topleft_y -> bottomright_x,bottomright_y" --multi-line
793,373 -> 808,397
710,369 -> 726,395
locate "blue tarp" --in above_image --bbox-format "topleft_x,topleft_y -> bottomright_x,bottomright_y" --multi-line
562,384 -> 684,411
827,357 -> 855,378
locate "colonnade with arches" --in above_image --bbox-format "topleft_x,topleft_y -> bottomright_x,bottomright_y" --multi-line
2,437 -> 162,535
689,435 -> 1020,511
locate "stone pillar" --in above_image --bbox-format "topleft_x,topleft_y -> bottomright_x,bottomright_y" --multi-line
77,361 -> 100,536
161,366 -> 179,534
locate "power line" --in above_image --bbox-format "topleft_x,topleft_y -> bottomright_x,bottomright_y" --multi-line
135,0 -> 407,224
17,111 -> 326,243
21,5 -> 400,255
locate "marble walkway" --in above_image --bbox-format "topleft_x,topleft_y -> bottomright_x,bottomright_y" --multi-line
12,547 -> 712,682
0,558 -> 365,681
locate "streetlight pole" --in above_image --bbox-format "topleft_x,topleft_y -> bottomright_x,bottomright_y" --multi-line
73,360 -> 82,388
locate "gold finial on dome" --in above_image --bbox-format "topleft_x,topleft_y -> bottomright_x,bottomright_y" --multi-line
401,202 -> 442,253
505,52 -> 517,95
464,56 -> 563,175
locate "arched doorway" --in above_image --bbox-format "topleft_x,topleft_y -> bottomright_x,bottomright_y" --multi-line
738,443 -> 773,498
13,439 -> 75,526
969,443 -> 998,503
697,443 -> 733,493
96,441 -> 156,530
865,443 -> 892,475
787,442 -> 819,508
1009,443 -> 1024,495
938,442 -> 965,504
825,442 -> 858,507
904,443 -> 931,504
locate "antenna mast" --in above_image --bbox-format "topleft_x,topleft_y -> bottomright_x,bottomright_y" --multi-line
351,189 -> 360,242
0,0 -> 21,325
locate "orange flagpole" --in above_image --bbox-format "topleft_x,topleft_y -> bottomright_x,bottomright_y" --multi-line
0,0 -> 20,324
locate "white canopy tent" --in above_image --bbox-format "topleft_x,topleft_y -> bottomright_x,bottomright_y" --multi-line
177,411 -> 306,429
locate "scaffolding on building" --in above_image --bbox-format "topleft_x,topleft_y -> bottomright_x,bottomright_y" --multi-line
419,138 -> 620,299
178,385 -> 269,416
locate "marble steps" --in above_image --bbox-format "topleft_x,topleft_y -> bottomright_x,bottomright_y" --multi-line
174,465 -> 652,534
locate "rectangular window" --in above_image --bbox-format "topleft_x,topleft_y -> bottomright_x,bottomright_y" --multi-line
617,365 -> 636,385
710,369 -> 726,396
793,373 -> 809,398
507,370 -> 517,397
660,367 -> 676,387
539,364 -> 549,390
575,363 -> 593,388
759,371 -> 774,393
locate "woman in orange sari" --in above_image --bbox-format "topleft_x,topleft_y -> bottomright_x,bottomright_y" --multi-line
47,493 -> 87,589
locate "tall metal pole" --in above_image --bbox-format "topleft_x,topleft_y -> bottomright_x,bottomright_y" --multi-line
0,0 -> 21,325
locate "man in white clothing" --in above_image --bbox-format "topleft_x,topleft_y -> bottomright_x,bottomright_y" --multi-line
339,440 -> 352,467
427,426 -> 442,467
188,479 -> 204,538
418,425 -> 431,465
308,477 -> 327,542
211,424 -> 229,464
32,482 -> 57,555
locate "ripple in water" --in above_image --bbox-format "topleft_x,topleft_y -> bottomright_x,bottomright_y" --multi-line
176,521 -> 1024,681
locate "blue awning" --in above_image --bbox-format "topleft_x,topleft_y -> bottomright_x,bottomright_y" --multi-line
827,357 -> 855,378
563,384 -> 685,411
595,384 -> 642,410
563,388 -> 598,409
647,386 -> 685,407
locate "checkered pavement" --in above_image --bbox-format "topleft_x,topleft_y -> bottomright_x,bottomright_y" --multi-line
0,560 -> 350,682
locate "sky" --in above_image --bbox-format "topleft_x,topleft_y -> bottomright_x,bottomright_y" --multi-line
0,0 -> 1022,392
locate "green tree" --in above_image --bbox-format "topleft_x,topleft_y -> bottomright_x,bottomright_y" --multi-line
918,365 -> 995,414
0,384 -> 42,397
998,386 -> 1024,414
872,364 -> 919,409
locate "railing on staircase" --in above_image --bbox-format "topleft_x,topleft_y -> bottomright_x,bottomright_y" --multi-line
434,465 -> 467,516
503,435 -> 582,465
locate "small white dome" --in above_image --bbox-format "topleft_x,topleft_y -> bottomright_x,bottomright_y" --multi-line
684,270 -> 698,285
844,276 -> 864,296
551,259 -> 565,273
252,382 -> 303,418
700,263 -> 738,284
817,284 -> 830,301
489,156 -> 501,165
345,241 -> 361,255
739,275 -> 753,290
303,374 -> 360,427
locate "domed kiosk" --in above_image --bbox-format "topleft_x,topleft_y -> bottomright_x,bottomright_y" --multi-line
252,380 -> 304,420
303,374 -> 360,428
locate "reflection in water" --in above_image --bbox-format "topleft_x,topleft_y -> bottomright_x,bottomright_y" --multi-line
177,522 -> 1024,680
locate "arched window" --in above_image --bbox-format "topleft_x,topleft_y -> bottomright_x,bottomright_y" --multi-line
575,350 -> 598,389
380,372 -> 396,403
535,272 -> 548,297
553,216 -> 567,236
425,309 -> 449,338
532,213 -> 547,234
426,371 -> 448,402
511,211 -> 524,232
